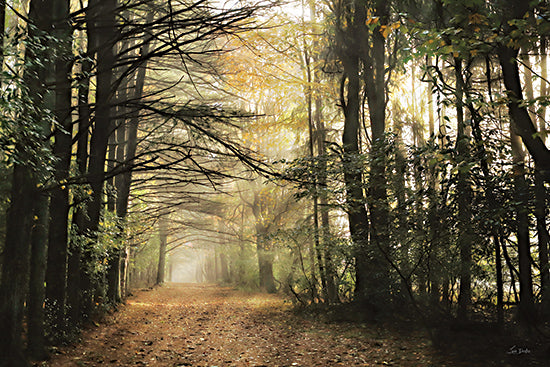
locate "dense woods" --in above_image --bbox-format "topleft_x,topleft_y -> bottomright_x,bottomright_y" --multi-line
1,0 -> 550,365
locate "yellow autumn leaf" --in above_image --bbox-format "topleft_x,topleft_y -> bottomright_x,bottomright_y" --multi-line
366,16 -> 379,26
381,25 -> 391,39
468,13 -> 486,25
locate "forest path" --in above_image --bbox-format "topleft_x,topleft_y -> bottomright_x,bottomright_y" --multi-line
44,284 -> 486,366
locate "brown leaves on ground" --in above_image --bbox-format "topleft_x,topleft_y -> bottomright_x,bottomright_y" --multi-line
41,284 -> 534,366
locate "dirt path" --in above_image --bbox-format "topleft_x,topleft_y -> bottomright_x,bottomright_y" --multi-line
42,284 -> 512,366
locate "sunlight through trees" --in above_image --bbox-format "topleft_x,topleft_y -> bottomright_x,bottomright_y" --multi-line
1,0 -> 550,365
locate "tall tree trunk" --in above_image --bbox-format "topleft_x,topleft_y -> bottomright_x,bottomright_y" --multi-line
45,0 -> 73,338
393,118 -> 410,300
114,10 -> 154,296
364,0 -> 391,302
426,56 -> 441,307
80,0 -> 117,316
535,169 -> 550,316
455,57 -> 473,321
308,0 -> 337,302
305,45 -> 322,300
467,59 -> 504,325
511,130 -> 535,323
67,55 -> 91,326
540,38 -> 548,142
336,0 -> 371,304
0,0 -> 6,86
521,51 -> 549,317
0,0 -> 52,364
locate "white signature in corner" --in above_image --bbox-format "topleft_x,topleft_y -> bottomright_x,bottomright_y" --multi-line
507,345 -> 531,355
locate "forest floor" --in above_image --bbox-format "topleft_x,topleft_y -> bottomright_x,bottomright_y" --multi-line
40,283 -> 545,367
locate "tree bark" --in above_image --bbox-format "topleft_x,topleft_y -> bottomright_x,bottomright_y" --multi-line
336,0 -> 371,303
80,0 -> 117,316
256,229 -> 277,293
45,0 -> 73,337
67,54 -> 91,326
455,57 -> 473,322
0,166 -> 35,367
511,130 -> 535,323
363,0 -> 391,302
0,0 -> 52,363
156,216 -> 168,285
26,192 -> 49,360
498,45 -> 550,175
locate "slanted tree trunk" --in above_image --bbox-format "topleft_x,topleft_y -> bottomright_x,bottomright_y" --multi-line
497,33 -> 550,175
497,32 -> 538,323
114,11 -> 154,296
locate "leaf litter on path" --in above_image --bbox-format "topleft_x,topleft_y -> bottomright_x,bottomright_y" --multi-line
42,283 -> 499,366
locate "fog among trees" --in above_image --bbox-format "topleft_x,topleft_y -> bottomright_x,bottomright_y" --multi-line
1,0 -> 550,365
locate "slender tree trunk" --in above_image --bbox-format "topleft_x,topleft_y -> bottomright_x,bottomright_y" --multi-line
498,39 -> 537,323
521,52 -> 549,317
308,0 -> 337,302
511,131 -> 535,323
535,169 -> 550,315
156,216 -> 168,285
393,119 -> 410,300
114,11 -> 154,296
455,57 -> 473,321
540,38 -> 548,142
426,56 -> 441,307
0,0 -> 6,86
67,55 -> 91,325
304,42 -> 322,300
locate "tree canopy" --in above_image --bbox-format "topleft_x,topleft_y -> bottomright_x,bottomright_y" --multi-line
2,0 -> 550,365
